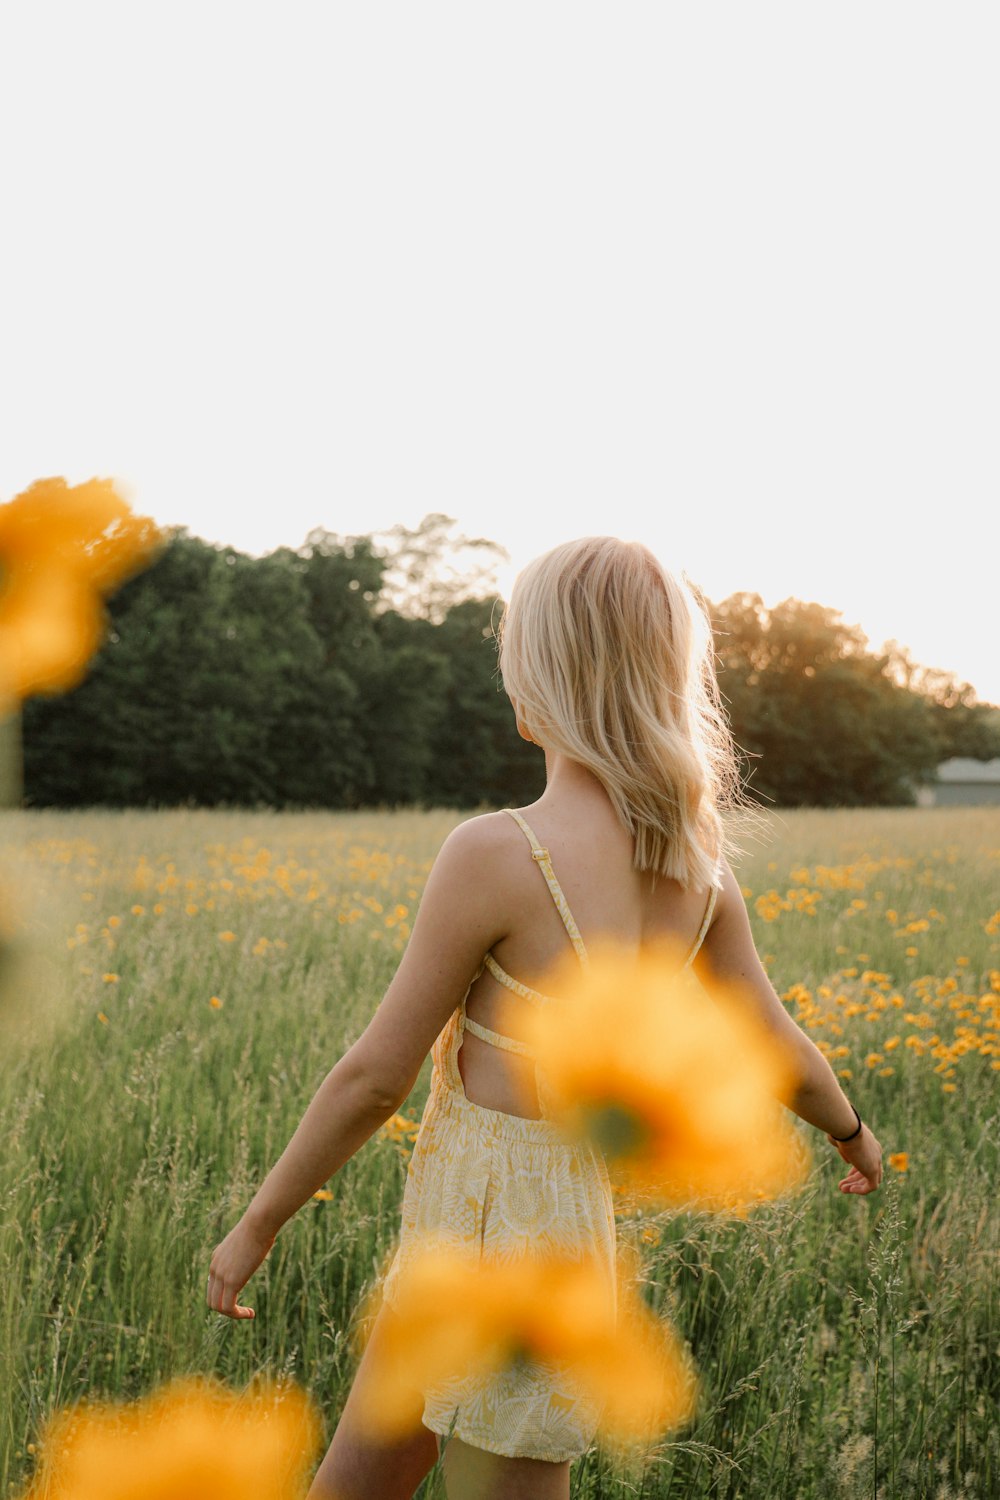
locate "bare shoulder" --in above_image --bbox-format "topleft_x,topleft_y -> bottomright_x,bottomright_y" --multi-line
425,810 -> 527,907
711,853 -> 747,915
435,809 -> 524,869
439,808 -> 515,851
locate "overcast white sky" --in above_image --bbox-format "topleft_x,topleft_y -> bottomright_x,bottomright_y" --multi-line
2,3 -> 998,703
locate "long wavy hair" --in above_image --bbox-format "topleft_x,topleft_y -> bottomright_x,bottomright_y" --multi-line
497,536 -> 749,889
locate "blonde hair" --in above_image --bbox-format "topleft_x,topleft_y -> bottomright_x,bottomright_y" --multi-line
497,536 -> 749,889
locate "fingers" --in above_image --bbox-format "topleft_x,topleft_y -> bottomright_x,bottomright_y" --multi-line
828,1130 -> 884,1195
838,1167 -> 880,1194
206,1265 -> 255,1319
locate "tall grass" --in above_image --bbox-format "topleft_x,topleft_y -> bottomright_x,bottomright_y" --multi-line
1,806 -> 997,1498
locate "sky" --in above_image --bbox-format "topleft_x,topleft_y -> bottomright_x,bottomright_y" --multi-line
2,4 -> 998,704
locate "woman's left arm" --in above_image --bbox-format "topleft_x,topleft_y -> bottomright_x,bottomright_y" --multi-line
206,814 -> 509,1319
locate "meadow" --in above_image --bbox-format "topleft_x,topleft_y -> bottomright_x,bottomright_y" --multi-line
0,805 -> 997,1499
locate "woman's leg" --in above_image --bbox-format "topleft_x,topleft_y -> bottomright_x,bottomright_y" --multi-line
306,1299 -> 440,1500
441,1434 -> 571,1500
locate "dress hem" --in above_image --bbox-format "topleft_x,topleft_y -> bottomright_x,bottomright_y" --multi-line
420,1413 -> 590,1464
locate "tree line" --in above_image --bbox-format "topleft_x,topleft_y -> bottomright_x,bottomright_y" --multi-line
21,517 -> 1000,812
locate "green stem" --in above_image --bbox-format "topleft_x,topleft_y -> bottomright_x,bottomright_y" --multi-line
0,702 -> 23,810
0,702 -> 25,1041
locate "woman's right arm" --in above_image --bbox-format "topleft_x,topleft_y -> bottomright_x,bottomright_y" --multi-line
693,857 -> 883,1195
208,814 -> 513,1318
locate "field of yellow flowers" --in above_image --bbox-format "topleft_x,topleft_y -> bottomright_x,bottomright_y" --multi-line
1,805 -> 998,1498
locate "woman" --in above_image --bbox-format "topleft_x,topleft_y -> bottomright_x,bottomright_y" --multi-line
207,536 -> 882,1500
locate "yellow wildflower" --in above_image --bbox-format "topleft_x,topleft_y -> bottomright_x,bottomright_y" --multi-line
888,1152 -> 909,1172
355,1242 -> 698,1450
209,996 -> 224,1010
102,973 -> 119,984
517,941 -> 809,1214
0,477 -> 163,709
218,931 -> 237,943
14,1374 -> 319,1500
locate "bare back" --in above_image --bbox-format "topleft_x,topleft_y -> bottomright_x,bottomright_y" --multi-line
459,785 -> 720,1119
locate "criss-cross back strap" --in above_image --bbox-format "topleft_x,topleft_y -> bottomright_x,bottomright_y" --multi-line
463,1013 -> 534,1056
482,953 -> 544,1002
503,808 -> 589,965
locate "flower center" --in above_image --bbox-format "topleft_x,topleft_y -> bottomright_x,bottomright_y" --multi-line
506,1340 -> 535,1374
581,1101 -> 650,1159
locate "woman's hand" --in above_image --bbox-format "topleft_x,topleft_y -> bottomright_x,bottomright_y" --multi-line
206,1215 -> 276,1319
827,1122 -> 883,1195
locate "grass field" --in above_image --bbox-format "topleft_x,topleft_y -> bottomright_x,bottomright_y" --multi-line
1,806 -> 998,1499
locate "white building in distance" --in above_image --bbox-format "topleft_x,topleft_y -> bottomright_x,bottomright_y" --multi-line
916,757 -> 1000,807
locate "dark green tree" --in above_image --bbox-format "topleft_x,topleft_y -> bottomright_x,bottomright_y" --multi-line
710,594 -> 941,806
21,524 -> 993,813
376,513 -> 508,624
883,644 -> 1000,763
22,531 -> 220,806
426,598 -> 544,807
358,609 -> 451,804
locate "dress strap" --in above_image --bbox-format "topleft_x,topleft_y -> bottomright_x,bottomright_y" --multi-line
462,1014 -> 535,1058
682,856 -> 723,968
483,952 -> 545,1004
502,808 -> 589,965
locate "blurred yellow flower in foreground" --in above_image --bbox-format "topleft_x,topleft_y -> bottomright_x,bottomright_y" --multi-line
888,1152 -> 909,1172
15,1374 -> 320,1500
356,1241 -> 697,1451
0,476 -> 163,709
510,940 -> 810,1214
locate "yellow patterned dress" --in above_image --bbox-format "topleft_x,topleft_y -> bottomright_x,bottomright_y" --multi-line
379,808 -> 719,1462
